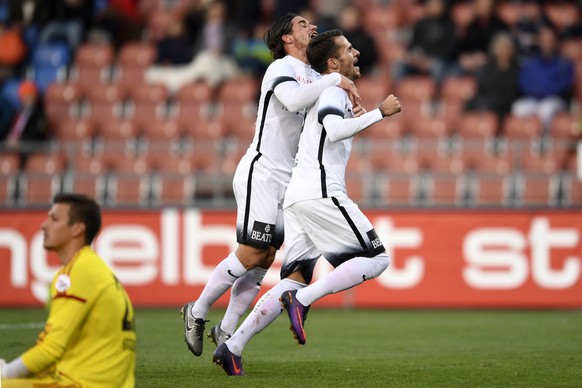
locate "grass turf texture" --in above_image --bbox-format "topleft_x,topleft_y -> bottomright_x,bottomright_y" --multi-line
1,308 -> 581,387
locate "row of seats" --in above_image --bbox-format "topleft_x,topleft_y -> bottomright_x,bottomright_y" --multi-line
44,79 -> 581,146
2,160 -> 580,209
1,142 -> 580,208
2,138 -> 578,177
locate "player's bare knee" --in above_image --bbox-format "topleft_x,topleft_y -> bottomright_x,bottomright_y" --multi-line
236,245 -> 270,270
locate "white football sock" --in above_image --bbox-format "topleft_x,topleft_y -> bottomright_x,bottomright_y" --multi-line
191,252 -> 247,319
296,253 -> 390,307
225,278 -> 305,356
220,267 -> 268,334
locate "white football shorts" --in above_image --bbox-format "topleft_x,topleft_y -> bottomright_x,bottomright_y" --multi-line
280,195 -> 386,283
232,153 -> 287,250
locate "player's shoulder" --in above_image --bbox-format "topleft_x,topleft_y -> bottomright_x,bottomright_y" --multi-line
321,84 -> 347,101
69,247 -> 111,278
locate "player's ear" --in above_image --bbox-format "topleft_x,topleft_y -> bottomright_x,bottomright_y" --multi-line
327,58 -> 339,70
282,34 -> 292,44
71,221 -> 86,240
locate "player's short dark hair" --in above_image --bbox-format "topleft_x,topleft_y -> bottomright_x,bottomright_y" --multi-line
264,13 -> 298,60
307,29 -> 344,74
53,193 -> 102,245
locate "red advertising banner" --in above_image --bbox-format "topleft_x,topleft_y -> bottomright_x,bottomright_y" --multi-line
1,209 -> 581,308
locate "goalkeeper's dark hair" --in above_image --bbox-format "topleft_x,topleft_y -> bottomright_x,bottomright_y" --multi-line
264,13 -> 298,60
53,192 -> 102,245
307,29 -> 344,74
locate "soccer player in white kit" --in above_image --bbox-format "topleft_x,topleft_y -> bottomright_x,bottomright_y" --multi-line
213,29 -> 402,375
181,14 -> 361,358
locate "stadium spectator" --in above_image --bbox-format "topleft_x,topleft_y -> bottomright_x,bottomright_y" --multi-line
145,0 -> 241,92
0,20 -> 26,82
180,13 -> 359,360
89,0 -> 144,49
511,25 -> 574,133
272,0 -> 310,21
3,81 -> 47,146
181,0 -> 205,44
154,18 -> 194,66
38,0 -> 94,51
453,0 -> 509,76
465,32 -> 520,121
0,93 -> 14,139
0,193 -> 136,387
392,0 -> 457,85
512,0 -> 551,60
213,29 -> 399,376
232,22 -> 273,78
337,5 -> 379,76
7,0 -> 51,53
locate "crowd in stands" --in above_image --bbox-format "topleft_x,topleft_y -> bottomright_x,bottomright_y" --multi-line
0,0 -> 581,208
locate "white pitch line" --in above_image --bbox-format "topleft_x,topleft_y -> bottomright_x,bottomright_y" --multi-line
0,322 -> 45,330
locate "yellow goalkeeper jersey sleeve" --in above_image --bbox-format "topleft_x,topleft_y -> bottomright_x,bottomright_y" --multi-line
21,246 -> 136,387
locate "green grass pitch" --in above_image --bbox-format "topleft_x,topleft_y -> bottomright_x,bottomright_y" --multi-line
1,308 -> 581,387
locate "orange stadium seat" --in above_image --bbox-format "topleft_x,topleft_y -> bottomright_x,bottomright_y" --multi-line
173,83 -> 214,124
21,153 -> 67,206
117,43 -> 157,69
139,118 -> 183,153
83,83 -> 125,126
68,153 -> 108,202
440,76 -> 476,105
180,118 -> 226,156
0,153 -> 21,205
44,83 -> 83,131
214,78 -> 259,133
71,42 -> 114,91
379,172 -> 422,207
425,173 -> 467,207
501,114 -> 543,152
150,152 -> 196,206
470,172 -> 515,208
562,174 -> 582,206
462,149 -> 511,174
548,112 -> 581,140
407,114 -> 450,140
106,156 -> 152,207
394,75 -> 436,102
94,118 -> 140,156
361,116 -> 404,141
520,149 -> 562,174
356,75 -> 391,108
455,111 -> 499,152
124,83 -> 170,125
517,171 -> 561,207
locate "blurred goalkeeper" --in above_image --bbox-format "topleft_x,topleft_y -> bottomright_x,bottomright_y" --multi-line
1,193 -> 136,387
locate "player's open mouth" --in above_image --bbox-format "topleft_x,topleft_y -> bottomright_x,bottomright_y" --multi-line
309,31 -> 318,38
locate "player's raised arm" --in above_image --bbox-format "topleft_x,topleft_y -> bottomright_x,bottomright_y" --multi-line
321,89 -> 401,142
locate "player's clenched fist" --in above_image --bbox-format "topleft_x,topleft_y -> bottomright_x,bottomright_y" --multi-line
379,94 -> 401,117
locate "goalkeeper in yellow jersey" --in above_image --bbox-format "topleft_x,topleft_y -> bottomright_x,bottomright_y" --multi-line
1,193 -> 136,387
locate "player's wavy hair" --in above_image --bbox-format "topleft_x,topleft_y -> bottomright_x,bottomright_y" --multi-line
264,13 -> 298,60
307,29 -> 343,74
53,193 -> 102,245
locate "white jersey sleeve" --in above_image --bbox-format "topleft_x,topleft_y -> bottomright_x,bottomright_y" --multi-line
274,70 -> 341,112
